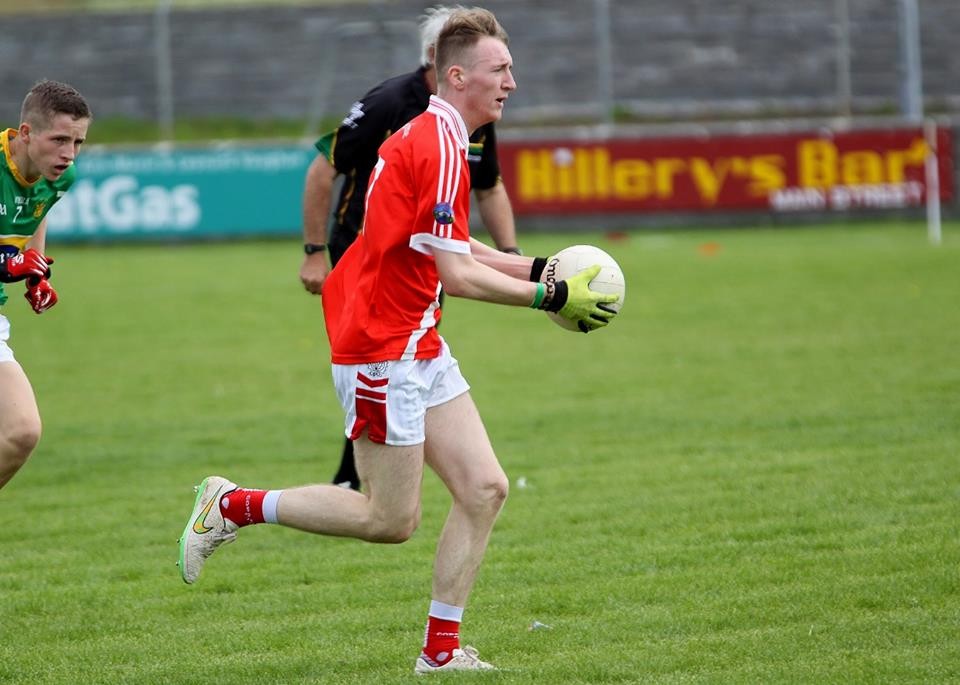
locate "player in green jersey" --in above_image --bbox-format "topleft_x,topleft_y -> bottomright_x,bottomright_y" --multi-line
0,80 -> 91,491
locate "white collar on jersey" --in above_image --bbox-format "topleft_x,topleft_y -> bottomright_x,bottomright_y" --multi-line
427,95 -> 469,151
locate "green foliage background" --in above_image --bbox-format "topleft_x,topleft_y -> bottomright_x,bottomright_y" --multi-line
0,223 -> 957,683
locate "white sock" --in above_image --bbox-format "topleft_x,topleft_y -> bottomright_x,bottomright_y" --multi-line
428,599 -> 464,622
262,490 -> 282,524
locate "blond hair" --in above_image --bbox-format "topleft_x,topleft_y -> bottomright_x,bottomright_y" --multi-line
434,7 -> 508,77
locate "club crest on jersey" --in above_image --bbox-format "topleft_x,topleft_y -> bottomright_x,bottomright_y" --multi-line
433,202 -> 454,225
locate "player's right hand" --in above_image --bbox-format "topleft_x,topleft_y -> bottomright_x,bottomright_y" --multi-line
0,249 -> 53,283
558,265 -> 620,332
24,277 -> 58,314
299,254 -> 331,295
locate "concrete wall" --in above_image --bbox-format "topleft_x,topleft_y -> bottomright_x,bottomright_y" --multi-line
1,0 -> 958,128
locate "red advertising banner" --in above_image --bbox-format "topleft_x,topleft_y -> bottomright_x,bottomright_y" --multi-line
497,127 -> 954,215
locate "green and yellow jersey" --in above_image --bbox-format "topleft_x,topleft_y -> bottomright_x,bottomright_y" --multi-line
0,128 -> 75,305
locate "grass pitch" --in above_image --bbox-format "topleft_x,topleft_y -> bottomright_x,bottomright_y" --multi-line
0,221 -> 957,683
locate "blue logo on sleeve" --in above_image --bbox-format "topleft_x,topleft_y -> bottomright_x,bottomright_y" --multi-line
433,202 -> 454,225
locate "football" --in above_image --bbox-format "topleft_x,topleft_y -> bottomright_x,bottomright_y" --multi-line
540,245 -> 626,331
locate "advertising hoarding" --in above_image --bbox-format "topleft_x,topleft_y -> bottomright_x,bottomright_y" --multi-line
498,127 -> 954,215
46,145 -> 312,240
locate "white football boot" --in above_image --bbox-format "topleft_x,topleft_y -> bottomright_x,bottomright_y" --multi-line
415,646 -> 496,675
178,476 -> 239,584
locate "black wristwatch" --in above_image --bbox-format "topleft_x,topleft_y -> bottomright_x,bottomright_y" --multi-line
304,243 -> 327,255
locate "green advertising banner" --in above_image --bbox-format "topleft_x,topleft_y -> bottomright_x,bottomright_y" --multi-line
46,145 -> 313,240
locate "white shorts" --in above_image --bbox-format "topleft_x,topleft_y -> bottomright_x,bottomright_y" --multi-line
0,315 -> 15,363
331,340 -> 470,446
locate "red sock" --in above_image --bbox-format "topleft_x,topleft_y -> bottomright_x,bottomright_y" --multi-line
421,616 -> 460,666
219,488 -> 267,527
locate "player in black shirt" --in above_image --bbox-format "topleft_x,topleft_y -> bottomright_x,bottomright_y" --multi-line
300,6 -> 522,490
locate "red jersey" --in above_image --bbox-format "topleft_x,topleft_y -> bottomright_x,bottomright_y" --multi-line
322,96 -> 472,364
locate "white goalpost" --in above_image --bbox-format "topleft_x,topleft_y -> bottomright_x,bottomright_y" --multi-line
924,119 -> 942,246
899,0 -> 943,246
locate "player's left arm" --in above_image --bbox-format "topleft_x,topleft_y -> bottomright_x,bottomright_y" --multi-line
469,236 -> 535,280
473,181 -> 519,253
435,247 -> 616,327
434,247 -> 538,307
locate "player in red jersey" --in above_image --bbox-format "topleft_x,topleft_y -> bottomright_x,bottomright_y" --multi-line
302,5 -> 522,491
179,8 -> 618,674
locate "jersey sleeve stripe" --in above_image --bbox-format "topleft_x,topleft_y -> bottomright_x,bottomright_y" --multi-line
446,128 -> 462,240
432,123 -> 462,240
432,116 -> 462,240
432,115 -> 448,238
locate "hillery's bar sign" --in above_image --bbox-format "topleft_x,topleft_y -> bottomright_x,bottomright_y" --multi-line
497,127 -> 953,215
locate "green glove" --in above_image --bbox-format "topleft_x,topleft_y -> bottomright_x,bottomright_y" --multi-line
550,265 -> 620,332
